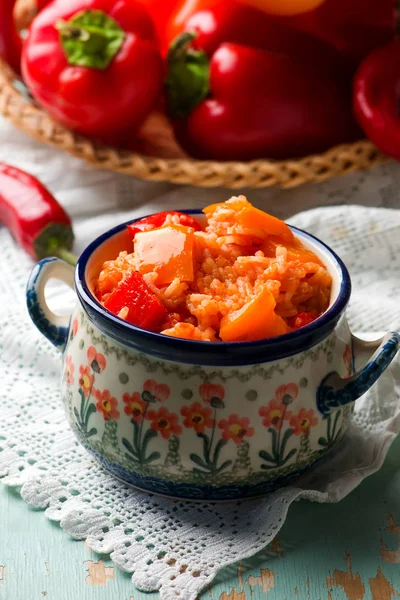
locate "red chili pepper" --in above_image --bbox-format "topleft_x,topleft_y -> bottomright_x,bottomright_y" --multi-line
166,33 -> 360,161
0,0 -> 22,74
103,271 -> 167,329
290,312 -> 319,329
353,40 -> 400,161
0,163 -> 75,263
21,0 -> 163,147
128,211 -> 202,239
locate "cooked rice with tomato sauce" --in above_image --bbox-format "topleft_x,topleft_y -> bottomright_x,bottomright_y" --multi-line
94,196 -> 332,342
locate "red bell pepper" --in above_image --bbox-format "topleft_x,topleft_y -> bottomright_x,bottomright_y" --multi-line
353,40 -> 400,162
289,0 -> 396,68
137,0 -> 177,48
0,162 -> 75,263
103,270 -> 167,329
21,0 -> 163,147
163,0 -> 345,69
166,34 -> 360,161
128,211 -> 202,239
164,0 -> 396,70
0,0 -> 22,74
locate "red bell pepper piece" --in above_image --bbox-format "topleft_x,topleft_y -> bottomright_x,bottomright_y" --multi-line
290,312 -> 319,330
128,211 -> 202,239
103,271 -> 167,329
166,34 -> 360,161
0,162 -> 76,263
353,40 -> 400,162
0,0 -> 22,74
21,0 -> 163,147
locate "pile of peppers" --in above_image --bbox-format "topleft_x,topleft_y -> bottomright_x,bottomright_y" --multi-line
0,0 -> 398,161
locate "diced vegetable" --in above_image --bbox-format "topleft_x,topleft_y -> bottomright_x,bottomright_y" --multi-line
220,288 -> 290,342
261,236 -> 325,266
204,197 -> 294,242
134,224 -> 195,285
103,271 -> 167,329
128,211 -> 201,239
290,312 -> 319,329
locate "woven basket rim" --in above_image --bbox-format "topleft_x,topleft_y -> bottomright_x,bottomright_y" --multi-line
0,57 -> 387,189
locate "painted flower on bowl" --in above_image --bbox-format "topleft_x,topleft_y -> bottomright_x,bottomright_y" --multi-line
199,383 -> 225,409
65,355 -> 74,386
147,407 -> 182,439
87,346 -> 106,374
123,392 -> 147,422
94,388 -> 120,421
181,402 -> 214,433
275,383 -> 299,406
290,408 -> 318,436
218,414 -> 255,445
259,398 -> 292,430
143,379 -> 170,403
72,316 -> 79,337
78,365 -> 93,397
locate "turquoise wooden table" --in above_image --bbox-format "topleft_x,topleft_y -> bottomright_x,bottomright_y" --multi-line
1,436 -> 400,600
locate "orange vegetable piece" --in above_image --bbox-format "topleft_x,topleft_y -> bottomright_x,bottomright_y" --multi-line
134,224 -> 195,285
261,236 -> 325,266
220,287 -> 290,342
203,196 -> 294,243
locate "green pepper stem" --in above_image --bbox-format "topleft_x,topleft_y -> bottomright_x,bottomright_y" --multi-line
56,20 -> 90,41
55,9 -> 126,70
165,31 -> 210,119
56,19 -> 108,53
55,247 -> 78,266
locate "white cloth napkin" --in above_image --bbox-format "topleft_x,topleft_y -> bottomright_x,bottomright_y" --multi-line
1,117 -> 400,600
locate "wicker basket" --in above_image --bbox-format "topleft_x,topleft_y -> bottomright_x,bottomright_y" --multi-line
0,57 -> 387,189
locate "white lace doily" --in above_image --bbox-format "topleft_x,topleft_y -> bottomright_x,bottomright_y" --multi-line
1,204 -> 400,600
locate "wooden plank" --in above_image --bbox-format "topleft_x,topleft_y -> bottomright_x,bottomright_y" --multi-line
0,437 -> 399,599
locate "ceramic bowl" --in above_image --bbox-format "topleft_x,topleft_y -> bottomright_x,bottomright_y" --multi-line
26,211 -> 400,500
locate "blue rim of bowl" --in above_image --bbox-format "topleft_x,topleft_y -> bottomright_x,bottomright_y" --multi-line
76,210 -> 351,367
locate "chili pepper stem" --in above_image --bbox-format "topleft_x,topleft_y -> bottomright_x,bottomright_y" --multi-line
55,247 -> 78,266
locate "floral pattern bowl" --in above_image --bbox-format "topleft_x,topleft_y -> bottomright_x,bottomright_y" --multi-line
26,211 -> 400,500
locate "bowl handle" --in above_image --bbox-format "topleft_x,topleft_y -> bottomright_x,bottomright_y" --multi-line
26,257 -> 75,351
317,331 -> 400,415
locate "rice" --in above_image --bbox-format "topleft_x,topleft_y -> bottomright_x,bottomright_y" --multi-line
94,196 -> 332,342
